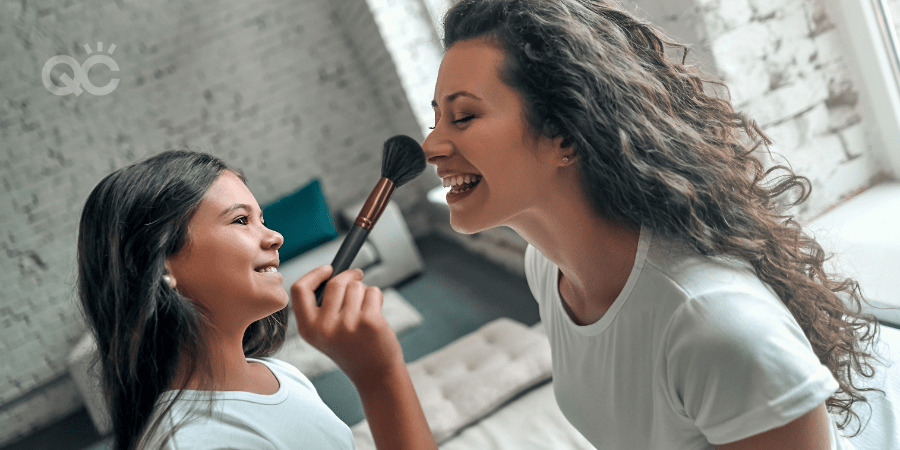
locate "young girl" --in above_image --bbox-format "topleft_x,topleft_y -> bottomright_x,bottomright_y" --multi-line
76,150 -> 436,449
423,0 -> 882,448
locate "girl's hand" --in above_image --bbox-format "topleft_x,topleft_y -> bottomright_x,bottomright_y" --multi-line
290,265 -> 404,384
293,266 -> 438,450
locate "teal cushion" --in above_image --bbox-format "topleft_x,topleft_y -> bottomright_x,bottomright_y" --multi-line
263,180 -> 339,261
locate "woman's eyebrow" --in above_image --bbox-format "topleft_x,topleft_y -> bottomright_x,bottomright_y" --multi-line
431,91 -> 481,108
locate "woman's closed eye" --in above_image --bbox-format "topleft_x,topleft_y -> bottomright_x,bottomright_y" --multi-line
452,115 -> 475,125
429,115 -> 476,130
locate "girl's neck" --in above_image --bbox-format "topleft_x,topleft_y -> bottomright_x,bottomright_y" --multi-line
171,326 -> 279,395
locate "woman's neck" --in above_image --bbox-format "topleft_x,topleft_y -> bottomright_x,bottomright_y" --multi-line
511,183 -> 641,325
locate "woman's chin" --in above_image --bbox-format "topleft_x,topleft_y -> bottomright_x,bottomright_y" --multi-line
449,215 -> 488,235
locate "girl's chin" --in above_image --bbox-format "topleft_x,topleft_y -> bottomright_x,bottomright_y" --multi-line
255,291 -> 290,314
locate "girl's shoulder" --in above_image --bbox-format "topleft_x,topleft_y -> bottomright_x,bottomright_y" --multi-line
248,357 -> 316,391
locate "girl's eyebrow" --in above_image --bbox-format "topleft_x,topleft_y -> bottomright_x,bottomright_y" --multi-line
220,203 -> 251,217
431,91 -> 482,108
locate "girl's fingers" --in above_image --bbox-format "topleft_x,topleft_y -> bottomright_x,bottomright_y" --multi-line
341,281 -> 366,325
319,268 -> 365,316
362,286 -> 384,317
291,265 -> 333,324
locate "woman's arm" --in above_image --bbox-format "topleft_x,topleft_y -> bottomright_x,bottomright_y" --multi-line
716,402 -> 832,450
291,266 -> 437,450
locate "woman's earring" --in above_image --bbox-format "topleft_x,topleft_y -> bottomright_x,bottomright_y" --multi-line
162,275 -> 175,288
562,156 -> 570,163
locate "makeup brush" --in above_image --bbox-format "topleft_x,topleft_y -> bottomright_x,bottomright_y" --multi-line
315,135 -> 427,306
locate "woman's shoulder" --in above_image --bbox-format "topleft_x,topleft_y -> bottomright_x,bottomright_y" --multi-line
642,236 -> 802,342
524,244 -> 556,284
644,235 -> 774,301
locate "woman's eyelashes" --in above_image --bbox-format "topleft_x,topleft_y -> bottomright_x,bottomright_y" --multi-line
429,115 -> 476,129
452,115 -> 475,125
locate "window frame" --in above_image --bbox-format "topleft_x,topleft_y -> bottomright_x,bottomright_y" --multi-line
834,0 -> 900,175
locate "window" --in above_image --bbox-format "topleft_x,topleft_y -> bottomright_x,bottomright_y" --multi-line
883,0 -> 900,79
834,0 -> 900,175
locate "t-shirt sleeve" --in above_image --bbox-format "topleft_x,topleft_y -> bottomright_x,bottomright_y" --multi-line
663,288 -> 839,445
524,244 -> 540,300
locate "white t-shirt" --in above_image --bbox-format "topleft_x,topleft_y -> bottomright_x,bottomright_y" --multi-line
524,226 -> 854,449
145,357 -> 355,450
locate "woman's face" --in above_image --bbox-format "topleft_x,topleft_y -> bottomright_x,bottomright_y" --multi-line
167,171 -> 287,328
422,39 -> 565,234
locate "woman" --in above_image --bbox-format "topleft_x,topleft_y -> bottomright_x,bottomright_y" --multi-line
76,150 -> 436,449
422,0 -> 882,448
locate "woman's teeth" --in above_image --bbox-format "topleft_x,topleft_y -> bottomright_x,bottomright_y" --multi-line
444,174 -> 482,193
257,266 -> 278,273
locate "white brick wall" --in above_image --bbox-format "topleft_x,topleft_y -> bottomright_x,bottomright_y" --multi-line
700,0 -> 888,218
0,0 -> 433,444
332,0 -> 445,234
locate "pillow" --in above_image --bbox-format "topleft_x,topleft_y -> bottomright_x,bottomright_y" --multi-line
263,179 -> 339,261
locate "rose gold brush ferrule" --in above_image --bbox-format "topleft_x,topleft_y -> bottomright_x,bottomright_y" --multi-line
354,178 -> 396,230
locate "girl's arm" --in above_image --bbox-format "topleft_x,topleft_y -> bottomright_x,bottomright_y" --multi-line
715,402 -> 832,450
291,266 -> 437,450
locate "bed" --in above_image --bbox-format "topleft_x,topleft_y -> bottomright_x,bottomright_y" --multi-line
350,317 -> 900,450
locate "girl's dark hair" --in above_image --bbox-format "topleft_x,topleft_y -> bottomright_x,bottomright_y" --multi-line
76,150 -> 290,450
443,0 -> 881,434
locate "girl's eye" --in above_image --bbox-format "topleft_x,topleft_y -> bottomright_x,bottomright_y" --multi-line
233,216 -> 249,225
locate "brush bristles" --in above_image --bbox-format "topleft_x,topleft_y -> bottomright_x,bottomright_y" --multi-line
381,135 -> 427,187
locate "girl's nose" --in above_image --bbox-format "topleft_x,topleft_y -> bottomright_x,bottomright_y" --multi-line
264,228 -> 283,250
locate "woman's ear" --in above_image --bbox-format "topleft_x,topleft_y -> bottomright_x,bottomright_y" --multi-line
163,262 -> 177,288
555,137 -> 576,167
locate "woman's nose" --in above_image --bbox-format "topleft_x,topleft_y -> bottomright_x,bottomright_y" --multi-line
422,127 -> 451,165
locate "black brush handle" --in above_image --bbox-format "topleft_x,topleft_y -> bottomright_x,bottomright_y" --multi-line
314,225 -> 371,306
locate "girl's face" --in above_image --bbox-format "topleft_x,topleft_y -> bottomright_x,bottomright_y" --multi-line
167,171 -> 287,329
423,39 -> 566,234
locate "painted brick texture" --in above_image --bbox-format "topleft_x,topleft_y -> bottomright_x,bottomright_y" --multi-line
701,0 -> 890,218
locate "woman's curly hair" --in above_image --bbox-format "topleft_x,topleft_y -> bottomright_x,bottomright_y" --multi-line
443,0 -> 882,434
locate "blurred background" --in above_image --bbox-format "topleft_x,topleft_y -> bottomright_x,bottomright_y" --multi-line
1,0 -> 899,448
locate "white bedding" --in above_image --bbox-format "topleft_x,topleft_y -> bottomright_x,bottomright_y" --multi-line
844,324 -> 900,450
351,318 -> 900,450
438,382 -> 595,450
440,325 -> 900,450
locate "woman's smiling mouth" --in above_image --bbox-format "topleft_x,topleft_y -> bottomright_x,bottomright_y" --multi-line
443,174 -> 482,195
